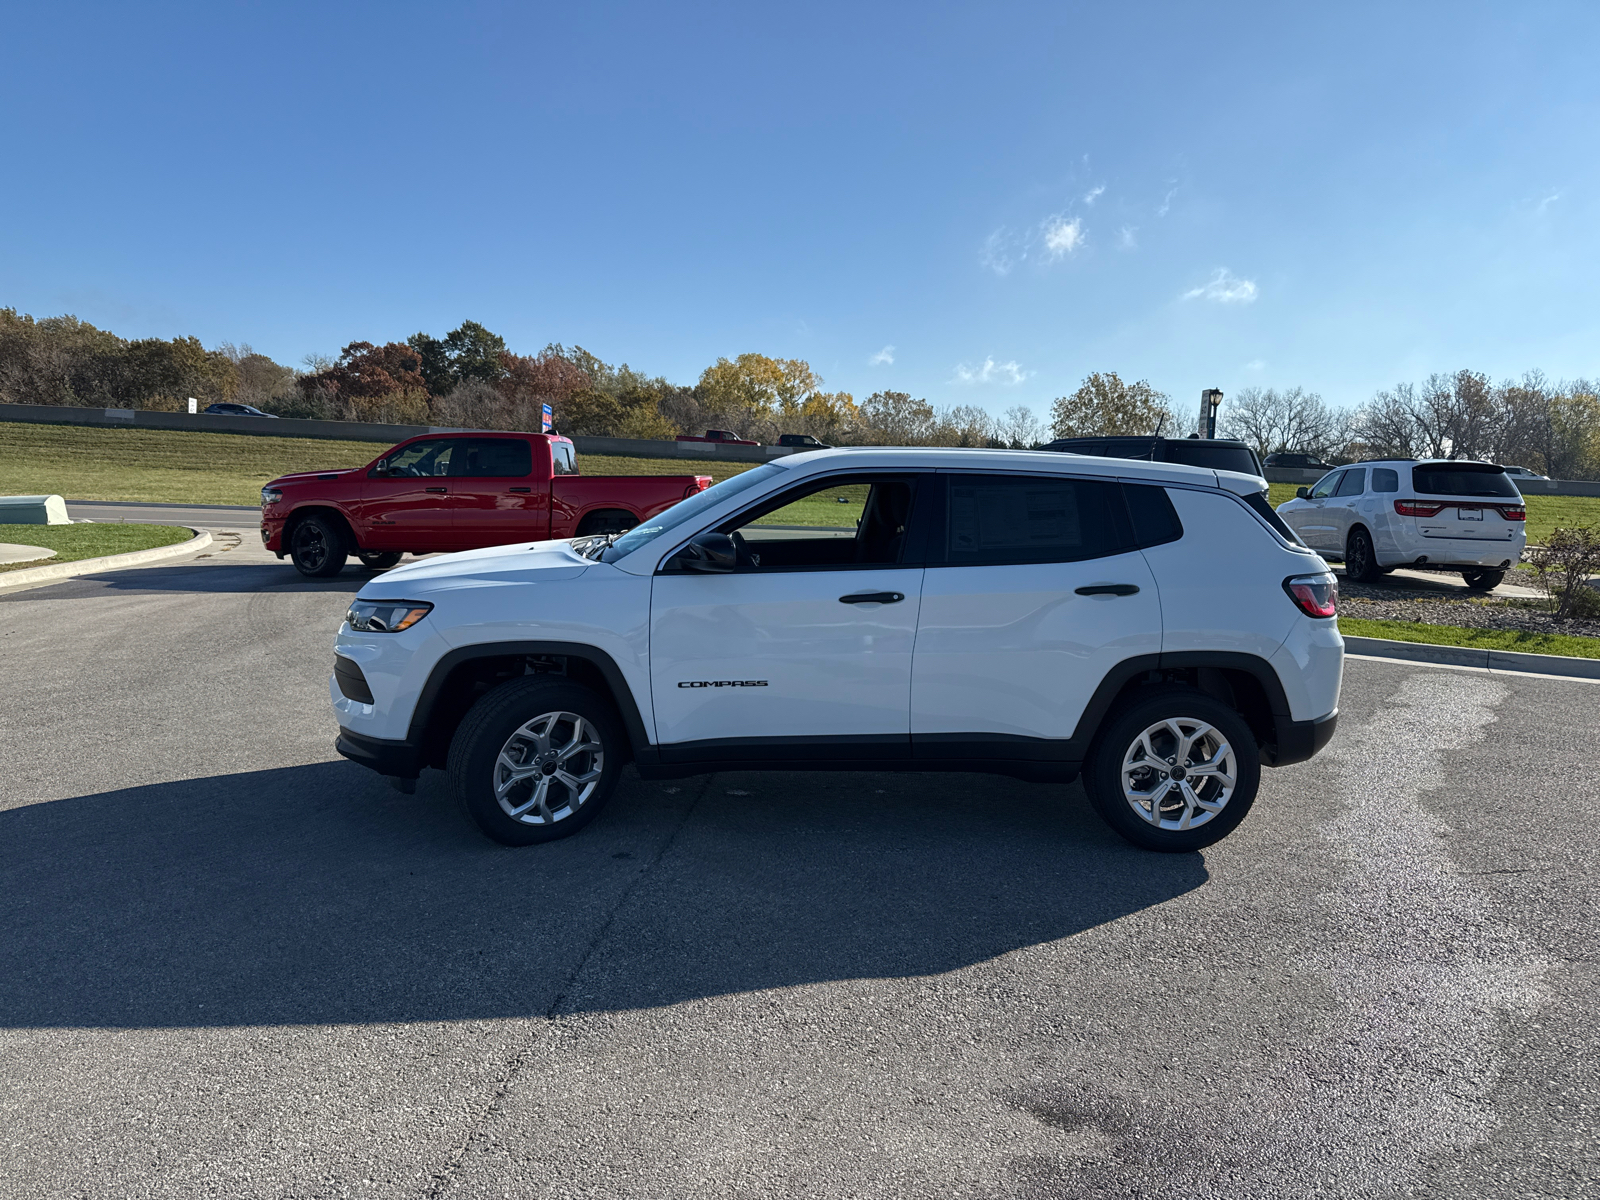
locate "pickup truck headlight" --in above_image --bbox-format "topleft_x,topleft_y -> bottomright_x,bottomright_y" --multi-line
261,487 -> 284,506
346,600 -> 433,633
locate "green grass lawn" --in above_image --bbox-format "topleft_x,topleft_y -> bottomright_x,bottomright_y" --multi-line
0,522 -> 195,573
1338,615 -> 1600,659
0,421 -> 760,506
1266,481 -> 1596,544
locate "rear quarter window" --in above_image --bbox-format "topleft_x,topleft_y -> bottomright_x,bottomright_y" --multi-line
1371,468 -> 1400,492
1122,484 -> 1183,548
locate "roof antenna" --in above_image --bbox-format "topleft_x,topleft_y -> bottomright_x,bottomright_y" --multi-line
1154,413 -> 1166,437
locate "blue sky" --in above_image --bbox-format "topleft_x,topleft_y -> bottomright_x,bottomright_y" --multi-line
4,1 -> 1598,421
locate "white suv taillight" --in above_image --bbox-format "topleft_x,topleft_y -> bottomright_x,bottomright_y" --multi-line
1284,572 -> 1338,619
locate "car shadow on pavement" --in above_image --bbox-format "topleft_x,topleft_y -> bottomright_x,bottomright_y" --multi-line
0,761 -> 1208,1030
0,560 -> 374,599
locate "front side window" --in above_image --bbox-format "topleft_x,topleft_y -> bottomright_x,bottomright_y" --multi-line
604,463 -> 785,561
449,438 -> 533,478
943,475 -> 1125,566
1333,469 -> 1366,496
379,439 -> 454,478
1309,471 -> 1341,499
1372,468 -> 1400,493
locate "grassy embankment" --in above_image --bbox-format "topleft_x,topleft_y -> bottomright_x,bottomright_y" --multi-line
0,522 -> 195,574
1337,615 -> 1600,660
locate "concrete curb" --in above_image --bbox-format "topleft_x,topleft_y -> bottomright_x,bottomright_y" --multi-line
0,528 -> 213,588
1343,634 -> 1600,680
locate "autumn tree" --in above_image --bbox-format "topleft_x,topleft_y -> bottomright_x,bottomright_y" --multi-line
1049,372 -> 1175,439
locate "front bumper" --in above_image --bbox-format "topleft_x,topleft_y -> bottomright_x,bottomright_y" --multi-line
262,515 -> 285,552
1265,710 -> 1338,767
336,728 -> 425,780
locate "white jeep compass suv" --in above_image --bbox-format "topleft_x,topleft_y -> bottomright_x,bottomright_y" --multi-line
1275,458 -> 1526,590
331,449 -> 1343,852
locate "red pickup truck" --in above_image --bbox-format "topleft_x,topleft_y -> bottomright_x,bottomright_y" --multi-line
261,431 -> 711,577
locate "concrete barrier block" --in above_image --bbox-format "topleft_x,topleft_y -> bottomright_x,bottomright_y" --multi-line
0,494 -> 70,525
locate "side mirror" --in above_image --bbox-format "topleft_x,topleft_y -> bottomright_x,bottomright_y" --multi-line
1296,487 -> 1310,499
668,531 -> 738,573
370,460 -> 390,479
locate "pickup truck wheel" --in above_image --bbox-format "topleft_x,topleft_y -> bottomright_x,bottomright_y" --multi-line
1083,688 -> 1260,852
575,509 -> 639,536
289,514 -> 348,577
447,678 -> 624,846
357,551 -> 402,570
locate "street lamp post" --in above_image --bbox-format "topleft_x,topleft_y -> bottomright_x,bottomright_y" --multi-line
1199,388 -> 1223,439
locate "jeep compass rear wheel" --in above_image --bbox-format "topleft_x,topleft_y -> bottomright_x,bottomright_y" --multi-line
1084,689 -> 1260,852
447,678 -> 624,845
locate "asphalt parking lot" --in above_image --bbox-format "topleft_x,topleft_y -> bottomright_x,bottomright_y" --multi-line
1,529 -> 1596,1199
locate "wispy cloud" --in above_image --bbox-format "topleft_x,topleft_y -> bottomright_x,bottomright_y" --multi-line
1117,225 -> 1137,250
1157,183 -> 1179,217
952,356 -> 1031,386
869,345 -> 895,366
1083,184 -> 1105,206
981,227 -> 1017,275
1042,216 -> 1084,257
1183,268 -> 1258,304
1243,358 -> 1266,371
1536,190 -> 1561,215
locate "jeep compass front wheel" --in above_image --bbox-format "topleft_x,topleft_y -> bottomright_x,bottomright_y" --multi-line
1084,689 -> 1260,852
447,678 -> 624,845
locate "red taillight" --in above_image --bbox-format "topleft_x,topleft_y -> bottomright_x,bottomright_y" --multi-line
1394,499 -> 1446,517
1284,572 -> 1338,619
1497,505 -> 1526,521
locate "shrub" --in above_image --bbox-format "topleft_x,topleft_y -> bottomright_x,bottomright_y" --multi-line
1527,525 -> 1600,621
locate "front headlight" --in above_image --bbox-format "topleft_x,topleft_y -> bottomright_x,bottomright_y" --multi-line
346,600 -> 433,633
261,487 -> 284,506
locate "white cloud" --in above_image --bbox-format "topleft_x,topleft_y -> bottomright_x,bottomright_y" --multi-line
1117,225 -> 1137,250
1042,216 -> 1084,257
1536,190 -> 1561,215
1183,268 -> 1258,304
952,356 -> 1031,386
1083,184 -> 1105,206
1157,184 -> 1178,217
1243,359 -> 1266,371
869,345 -> 895,366
981,227 -> 1016,275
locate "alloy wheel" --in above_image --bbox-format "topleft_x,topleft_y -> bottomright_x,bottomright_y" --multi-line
294,524 -> 327,571
1120,717 -> 1237,831
493,711 -> 605,825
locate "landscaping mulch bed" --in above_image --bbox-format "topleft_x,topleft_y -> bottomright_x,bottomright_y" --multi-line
1338,577 -> 1600,640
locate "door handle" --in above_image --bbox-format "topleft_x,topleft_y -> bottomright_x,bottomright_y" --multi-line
1075,584 -> 1140,596
839,591 -> 905,604
425,486 -> 447,493
509,487 -> 531,493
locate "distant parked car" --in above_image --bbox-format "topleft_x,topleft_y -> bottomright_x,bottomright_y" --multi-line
1041,436 -> 1266,487
676,429 -> 760,446
777,433 -> 832,450
1501,465 -> 1549,480
1264,452 -> 1333,471
204,403 -> 278,417
1275,458 -> 1526,590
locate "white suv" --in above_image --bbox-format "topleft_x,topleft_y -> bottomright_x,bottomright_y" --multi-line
330,449 -> 1343,852
1275,458 -> 1527,591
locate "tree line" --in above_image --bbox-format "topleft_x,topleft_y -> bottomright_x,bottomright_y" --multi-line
2,307 -> 1596,476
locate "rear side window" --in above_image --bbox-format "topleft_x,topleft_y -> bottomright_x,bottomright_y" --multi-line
1333,469 -> 1365,496
1243,491 -> 1305,546
945,475 -> 1126,565
1122,484 -> 1183,548
552,443 -> 577,475
1411,464 -> 1519,498
1372,468 -> 1399,493
449,438 -> 533,478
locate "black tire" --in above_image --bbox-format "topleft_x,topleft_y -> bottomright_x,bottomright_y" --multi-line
447,678 -> 625,846
289,514 -> 349,578
575,509 -> 639,536
1345,527 -> 1381,583
1462,568 -> 1504,592
358,550 -> 403,571
1082,687 -> 1261,853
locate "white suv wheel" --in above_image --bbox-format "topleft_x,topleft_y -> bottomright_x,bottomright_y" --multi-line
494,711 -> 605,825
1120,718 -> 1237,831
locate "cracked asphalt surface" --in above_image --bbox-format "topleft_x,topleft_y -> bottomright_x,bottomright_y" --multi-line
1,527 -> 1596,1198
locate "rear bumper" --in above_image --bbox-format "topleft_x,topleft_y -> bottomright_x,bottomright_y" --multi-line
1265,710 -> 1338,767
335,728 -> 424,779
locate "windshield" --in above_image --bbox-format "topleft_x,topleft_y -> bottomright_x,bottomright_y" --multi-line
1411,464 -> 1518,498
601,464 -> 786,562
